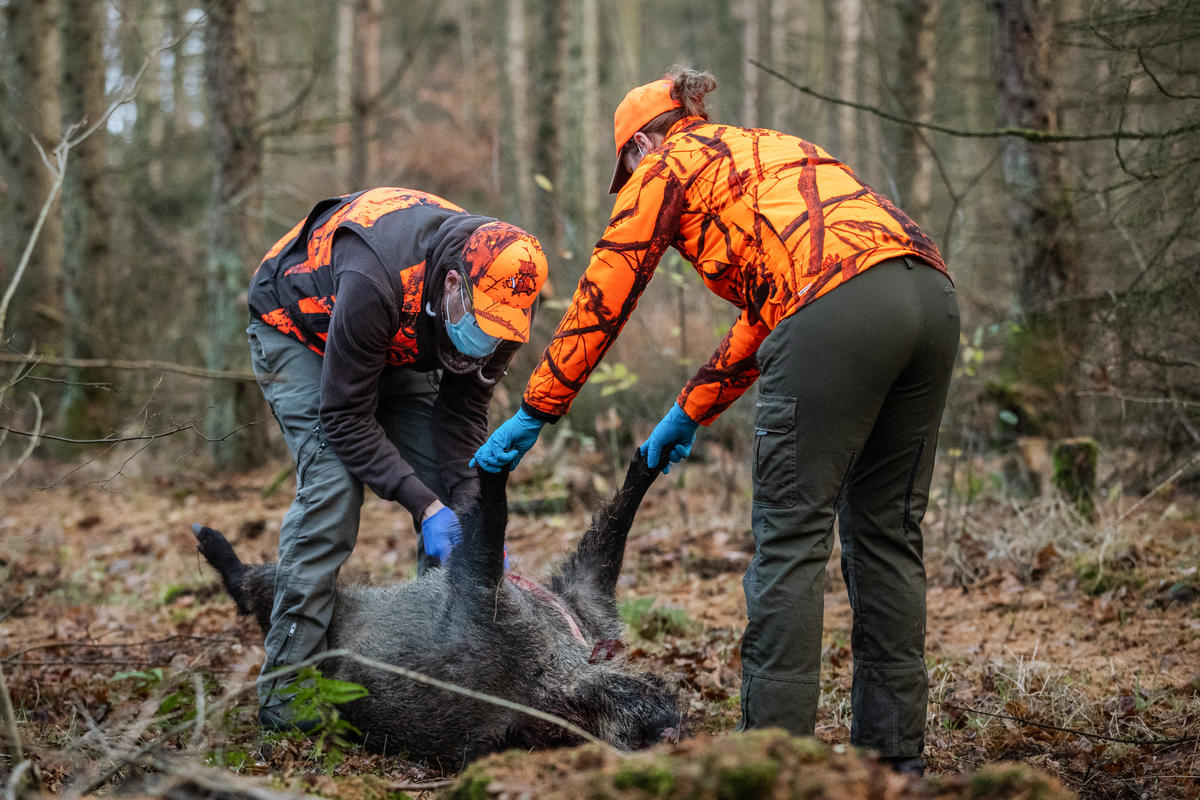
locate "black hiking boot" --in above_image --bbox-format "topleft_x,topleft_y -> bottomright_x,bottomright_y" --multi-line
882,755 -> 926,776
258,701 -> 323,734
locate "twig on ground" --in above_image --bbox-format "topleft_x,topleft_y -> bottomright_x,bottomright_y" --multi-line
2,633 -> 241,665
936,700 -> 1200,746
387,778 -> 458,791
0,594 -> 32,626
74,647 -> 620,796
1092,449 -> 1200,589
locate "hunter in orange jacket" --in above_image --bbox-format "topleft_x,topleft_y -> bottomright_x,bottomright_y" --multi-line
475,68 -> 959,774
522,115 -> 948,424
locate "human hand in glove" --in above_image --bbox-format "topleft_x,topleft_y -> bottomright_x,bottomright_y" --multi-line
420,504 -> 463,562
639,403 -> 699,474
471,408 -> 546,473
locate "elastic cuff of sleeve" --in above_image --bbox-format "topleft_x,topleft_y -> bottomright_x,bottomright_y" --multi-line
520,401 -> 561,426
395,476 -> 439,519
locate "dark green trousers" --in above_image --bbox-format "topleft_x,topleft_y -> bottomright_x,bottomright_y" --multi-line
247,320 -> 449,706
738,258 -> 959,758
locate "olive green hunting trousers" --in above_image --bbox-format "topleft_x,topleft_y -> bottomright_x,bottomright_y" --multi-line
738,257 -> 959,758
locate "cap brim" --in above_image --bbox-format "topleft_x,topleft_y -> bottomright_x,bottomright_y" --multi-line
471,287 -> 533,343
608,157 -> 632,194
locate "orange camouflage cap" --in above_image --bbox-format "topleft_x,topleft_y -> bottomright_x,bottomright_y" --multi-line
461,221 -> 548,342
608,78 -> 681,193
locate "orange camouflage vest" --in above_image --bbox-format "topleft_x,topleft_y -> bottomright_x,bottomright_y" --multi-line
249,188 -> 467,367
523,118 -> 950,423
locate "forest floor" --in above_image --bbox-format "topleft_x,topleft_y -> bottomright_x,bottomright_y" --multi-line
1,444 -> 1197,799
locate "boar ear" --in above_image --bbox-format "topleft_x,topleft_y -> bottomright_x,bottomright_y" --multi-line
569,453 -> 661,596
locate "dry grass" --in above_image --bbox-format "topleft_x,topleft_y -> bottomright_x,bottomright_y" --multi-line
2,446 -> 1198,798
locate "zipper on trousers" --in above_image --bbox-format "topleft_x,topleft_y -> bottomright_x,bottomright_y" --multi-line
903,439 -> 927,533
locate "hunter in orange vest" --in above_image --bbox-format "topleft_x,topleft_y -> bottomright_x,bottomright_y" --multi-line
247,187 -> 547,732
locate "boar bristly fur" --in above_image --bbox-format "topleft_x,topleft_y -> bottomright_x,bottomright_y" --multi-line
193,456 -> 680,768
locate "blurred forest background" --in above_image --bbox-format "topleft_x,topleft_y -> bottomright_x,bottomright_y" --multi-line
1,0 -> 1198,494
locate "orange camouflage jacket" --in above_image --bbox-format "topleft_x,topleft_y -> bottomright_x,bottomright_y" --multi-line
522,117 -> 950,424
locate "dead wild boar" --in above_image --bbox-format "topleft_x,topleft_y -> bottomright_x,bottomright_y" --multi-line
193,456 -> 681,767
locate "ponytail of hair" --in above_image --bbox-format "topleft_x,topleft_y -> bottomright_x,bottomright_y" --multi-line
635,65 -> 717,141
667,65 -> 717,119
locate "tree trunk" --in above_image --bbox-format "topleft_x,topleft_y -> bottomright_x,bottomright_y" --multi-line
165,0 -> 190,148
203,0 -> 267,469
454,0 -> 478,123
128,0 -> 166,191
615,0 -> 641,86
767,0 -> 802,132
889,0 -> 940,225
532,0 -> 568,282
57,0 -> 111,439
335,0 -> 354,182
987,0 -> 1083,429
505,0 -> 534,226
1,0 -> 62,353
1052,437 -> 1098,522
741,0 -> 760,128
350,0 -> 382,190
836,0 -> 863,163
579,0 -> 602,242
988,0 -> 1079,314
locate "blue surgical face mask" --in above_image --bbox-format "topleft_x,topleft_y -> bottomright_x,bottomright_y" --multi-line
444,279 -> 501,358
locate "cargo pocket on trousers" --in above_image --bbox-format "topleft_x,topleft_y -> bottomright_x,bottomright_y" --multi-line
752,394 -> 798,508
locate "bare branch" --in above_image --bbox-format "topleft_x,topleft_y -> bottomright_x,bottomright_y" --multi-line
0,419 -> 258,446
0,393 -> 42,484
750,59 -> 1200,143
0,19 -> 204,343
1136,48 -> 1200,100
0,143 -> 70,340
0,352 -> 258,382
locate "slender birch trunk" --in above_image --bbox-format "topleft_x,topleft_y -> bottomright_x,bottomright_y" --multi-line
204,0 -> 267,468
58,0 -> 110,438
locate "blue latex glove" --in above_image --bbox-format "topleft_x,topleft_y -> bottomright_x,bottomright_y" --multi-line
471,408 -> 546,473
421,507 -> 463,562
639,403 -> 699,474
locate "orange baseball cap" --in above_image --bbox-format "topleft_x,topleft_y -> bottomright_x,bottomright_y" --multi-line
461,221 -> 548,342
608,78 -> 682,193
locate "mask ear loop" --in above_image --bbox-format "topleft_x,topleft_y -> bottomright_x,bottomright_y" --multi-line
436,268 -> 502,383
474,365 -> 503,385
457,279 -> 472,318
437,270 -> 472,322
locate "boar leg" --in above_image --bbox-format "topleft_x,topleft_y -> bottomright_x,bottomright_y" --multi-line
566,453 -> 661,597
447,467 -> 510,591
193,524 -> 276,633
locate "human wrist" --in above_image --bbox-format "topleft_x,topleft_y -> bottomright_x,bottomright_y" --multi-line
668,403 -> 698,429
422,499 -> 446,521
514,407 -> 547,430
